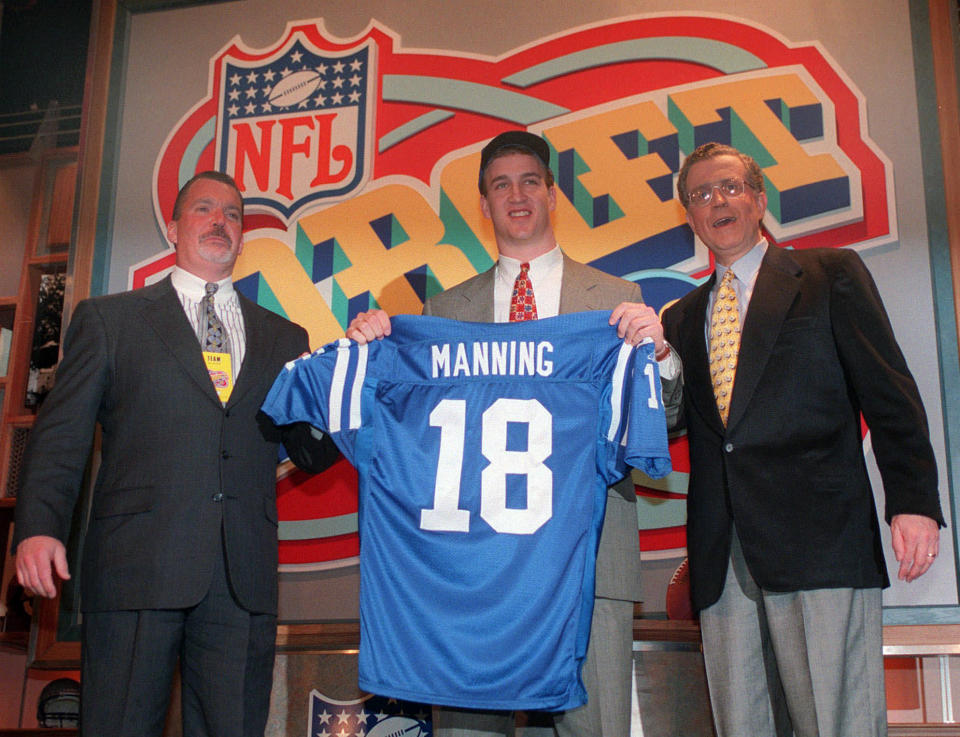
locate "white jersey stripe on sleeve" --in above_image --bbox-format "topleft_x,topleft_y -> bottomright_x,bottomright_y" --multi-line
349,343 -> 368,430
328,339 -> 353,433
606,342 -> 634,442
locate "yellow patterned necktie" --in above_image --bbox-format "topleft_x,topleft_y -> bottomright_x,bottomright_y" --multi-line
709,269 -> 740,425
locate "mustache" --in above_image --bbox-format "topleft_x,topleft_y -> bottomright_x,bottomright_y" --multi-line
202,225 -> 230,240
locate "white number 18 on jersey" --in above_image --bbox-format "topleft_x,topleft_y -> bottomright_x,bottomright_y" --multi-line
420,397 -> 553,535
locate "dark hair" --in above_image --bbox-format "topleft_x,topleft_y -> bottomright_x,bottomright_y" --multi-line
676,143 -> 764,208
171,171 -> 244,221
478,145 -> 555,195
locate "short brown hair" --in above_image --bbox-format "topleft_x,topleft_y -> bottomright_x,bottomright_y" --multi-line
676,143 -> 764,208
478,145 -> 555,196
171,171 -> 244,221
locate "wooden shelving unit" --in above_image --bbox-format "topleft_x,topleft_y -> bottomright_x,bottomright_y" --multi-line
0,150 -> 77,730
0,152 -> 74,499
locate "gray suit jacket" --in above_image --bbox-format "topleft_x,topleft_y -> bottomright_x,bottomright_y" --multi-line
424,254 -> 681,601
13,275 -> 309,614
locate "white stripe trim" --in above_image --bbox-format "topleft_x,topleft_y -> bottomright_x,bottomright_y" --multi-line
328,339 -> 352,433
349,344 -> 368,430
607,342 -> 634,441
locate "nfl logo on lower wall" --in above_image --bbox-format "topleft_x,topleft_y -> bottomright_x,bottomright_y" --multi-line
309,691 -> 432,737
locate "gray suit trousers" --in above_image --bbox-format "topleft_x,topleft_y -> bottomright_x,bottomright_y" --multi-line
699,531 -> 886,737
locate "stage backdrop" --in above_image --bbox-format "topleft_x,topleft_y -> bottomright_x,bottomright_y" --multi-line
91,0 -> 957,622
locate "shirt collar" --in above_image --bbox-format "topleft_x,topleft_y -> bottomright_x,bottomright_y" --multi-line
715,239 -> 767,285
170,266 -> 236,301
496,244 -> 562,278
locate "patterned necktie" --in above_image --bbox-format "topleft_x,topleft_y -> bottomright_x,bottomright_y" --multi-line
203,282 -> 229,352
509,262 -> 538,322
708,269 -> 740,425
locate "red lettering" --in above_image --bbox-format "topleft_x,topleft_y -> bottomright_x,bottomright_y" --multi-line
311,112 -> 353,187
231,120 -> 274,193
233,113 -> 355,201
277,116 -> 316,199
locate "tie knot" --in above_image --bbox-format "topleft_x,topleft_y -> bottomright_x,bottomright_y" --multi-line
204,282 -> 219,300
719,269 -> 736,287
519,262 -> 531,274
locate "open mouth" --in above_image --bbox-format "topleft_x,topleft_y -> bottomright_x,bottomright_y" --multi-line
712,216 -> 737,228
509,209 -> 533,218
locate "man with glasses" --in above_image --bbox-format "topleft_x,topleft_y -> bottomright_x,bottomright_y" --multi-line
13,172 -> 337,737
663,142 -> 943,737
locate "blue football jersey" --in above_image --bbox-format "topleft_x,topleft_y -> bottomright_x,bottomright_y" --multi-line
262,311 -> 671,711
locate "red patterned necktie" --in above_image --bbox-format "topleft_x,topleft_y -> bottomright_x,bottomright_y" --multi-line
509,262 -> 538,322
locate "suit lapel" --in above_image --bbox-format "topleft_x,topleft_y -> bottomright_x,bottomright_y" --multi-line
139,276 -> 223,406
725,247 -> 801,431
453,267 -> 497,321
452,253 -> 609,318
676,278 -> 724,433
558,255 -> 614,313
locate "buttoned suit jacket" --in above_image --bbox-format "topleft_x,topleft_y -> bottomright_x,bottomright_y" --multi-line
13,275 -> 309,615
662,246 -> 943,613
423,253 -> 681,601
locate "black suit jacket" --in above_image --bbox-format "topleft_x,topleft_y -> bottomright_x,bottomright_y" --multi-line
13,275 -> 311,615
663,246 -> 943,612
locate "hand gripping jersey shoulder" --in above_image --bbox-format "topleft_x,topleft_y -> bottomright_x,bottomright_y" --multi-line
262,311 -> 671,710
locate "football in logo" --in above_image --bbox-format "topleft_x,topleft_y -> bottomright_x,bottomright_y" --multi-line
268,69 -> 322,107
366,716 -> 428,737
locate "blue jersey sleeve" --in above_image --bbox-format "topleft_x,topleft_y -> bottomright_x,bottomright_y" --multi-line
598,340 -> 671,482
624,342 -> 672,478
262,338 -> 371,463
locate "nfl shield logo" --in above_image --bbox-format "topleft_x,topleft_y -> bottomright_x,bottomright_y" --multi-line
214,32 -> 375,221
309,691 -> 432,737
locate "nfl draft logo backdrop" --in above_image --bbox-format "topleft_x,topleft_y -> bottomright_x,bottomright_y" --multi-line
136,14 -> 895,569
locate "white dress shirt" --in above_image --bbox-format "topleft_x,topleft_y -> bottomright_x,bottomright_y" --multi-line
171,266 -> 247,380
706,239 -> 768,336
493,246 -> 564,322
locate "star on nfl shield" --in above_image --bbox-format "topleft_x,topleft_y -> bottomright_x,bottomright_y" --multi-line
309,691 -> 432,737
214,32 -> 375,221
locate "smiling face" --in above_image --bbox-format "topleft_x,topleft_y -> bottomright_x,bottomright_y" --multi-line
683,154 -> 767,267
166,177 -> 244,282
480,152 -> 557,260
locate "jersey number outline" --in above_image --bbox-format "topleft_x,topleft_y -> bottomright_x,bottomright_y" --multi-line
420,397 -> 553,535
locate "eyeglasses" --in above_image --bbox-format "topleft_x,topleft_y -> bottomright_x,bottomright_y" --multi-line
685,178 -> 755,207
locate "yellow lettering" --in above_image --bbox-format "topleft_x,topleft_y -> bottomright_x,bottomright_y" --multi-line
669,73 -> 849,221
298,183 -> 478,318
234,236 -> 340,349
544,101 -> 686,264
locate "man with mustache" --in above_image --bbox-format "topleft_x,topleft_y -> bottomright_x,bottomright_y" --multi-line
13,171 -> 337,737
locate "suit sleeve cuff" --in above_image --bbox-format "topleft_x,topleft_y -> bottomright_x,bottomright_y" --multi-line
656,342 -> 680,380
